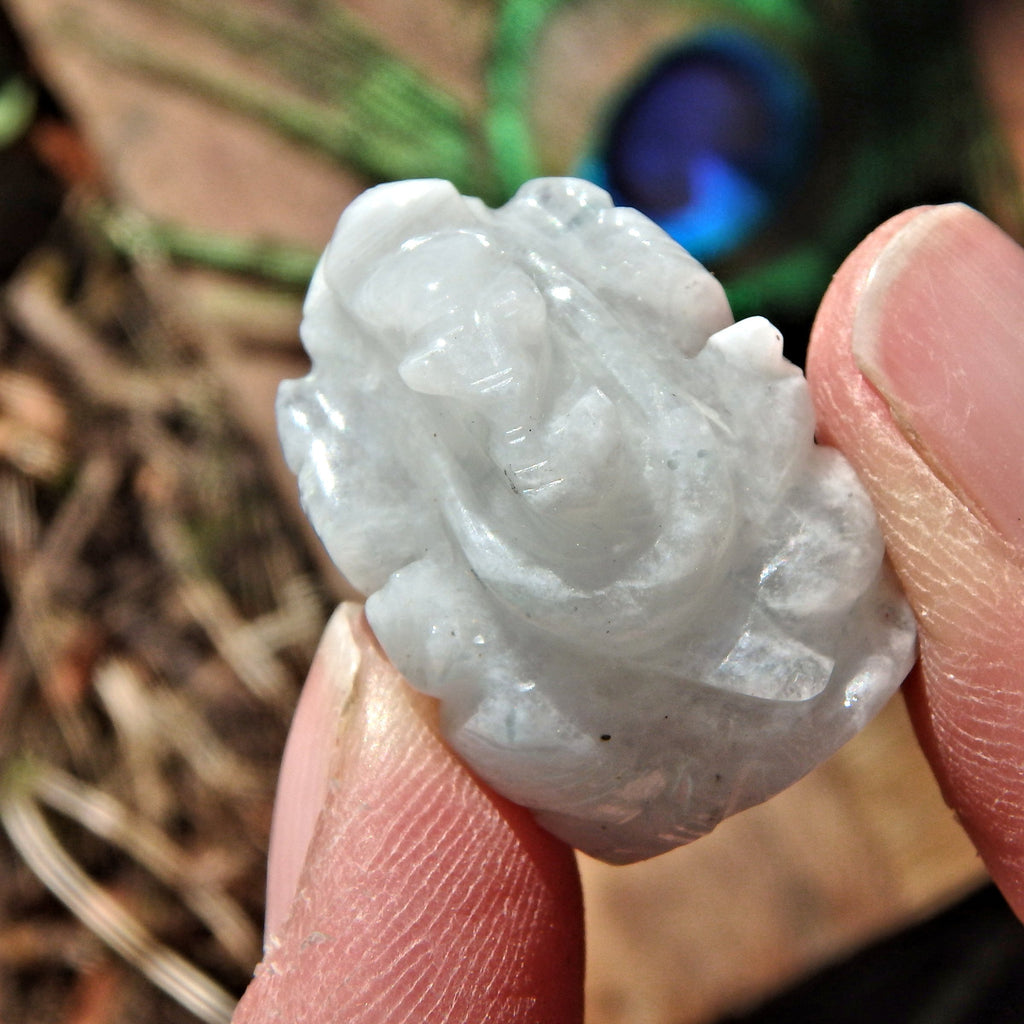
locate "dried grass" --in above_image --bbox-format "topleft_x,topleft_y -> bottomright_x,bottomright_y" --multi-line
0,215 -> 330,1023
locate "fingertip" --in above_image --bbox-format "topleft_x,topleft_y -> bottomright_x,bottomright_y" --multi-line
849,205 -> 1024,550
238,609 -> 584,1024
806,206 -> 933,454
264,605 -> 360,938
807,206 -> 1024,919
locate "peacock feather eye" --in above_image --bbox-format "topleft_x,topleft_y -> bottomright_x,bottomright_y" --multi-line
487,0 -> 995,328
582,28 -> 815,262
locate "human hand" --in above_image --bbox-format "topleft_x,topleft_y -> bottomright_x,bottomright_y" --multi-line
232,203 -> 1024,1023
808,202 -> 1024,918
231,604 -> 584,1023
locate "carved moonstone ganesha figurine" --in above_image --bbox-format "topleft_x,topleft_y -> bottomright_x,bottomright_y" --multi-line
277,177 -> 916,864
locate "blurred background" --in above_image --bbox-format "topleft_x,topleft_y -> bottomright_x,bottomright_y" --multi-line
0,1 -> 1022,1021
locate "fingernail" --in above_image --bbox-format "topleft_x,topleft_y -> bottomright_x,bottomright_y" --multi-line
264,605 -> 360,940
852,204 -> 1024,548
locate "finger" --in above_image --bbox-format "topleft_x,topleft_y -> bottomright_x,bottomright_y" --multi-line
234,605 -> 585,1024
807,204 -> 1024,916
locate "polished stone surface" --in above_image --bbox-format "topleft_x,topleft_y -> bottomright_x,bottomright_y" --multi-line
278,178 -> 916,863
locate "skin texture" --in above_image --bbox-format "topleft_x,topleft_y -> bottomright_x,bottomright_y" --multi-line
807,204 -> 1024,917
234,204 -> 1024,1021
232,605 -> 584,1024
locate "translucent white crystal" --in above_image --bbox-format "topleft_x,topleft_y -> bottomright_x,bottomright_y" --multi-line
278,178 -> 916,864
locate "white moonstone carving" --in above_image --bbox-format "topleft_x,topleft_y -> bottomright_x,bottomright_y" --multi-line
278,178 -> 916,864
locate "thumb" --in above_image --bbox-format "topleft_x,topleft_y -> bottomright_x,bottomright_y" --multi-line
808,204 -> 1024,916
233,604 -> 584,1023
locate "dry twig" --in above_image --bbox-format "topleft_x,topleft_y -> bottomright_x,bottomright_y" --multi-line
0,209 -> 329,1021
